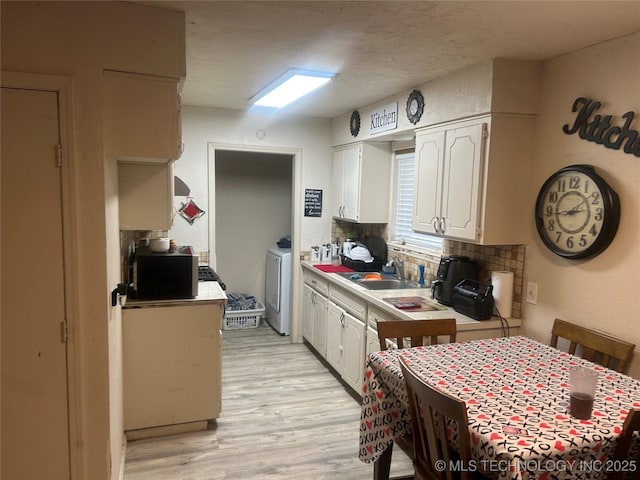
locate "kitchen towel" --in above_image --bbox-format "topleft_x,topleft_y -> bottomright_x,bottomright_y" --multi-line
313,264 -> 354,273
491,271 -> 514,318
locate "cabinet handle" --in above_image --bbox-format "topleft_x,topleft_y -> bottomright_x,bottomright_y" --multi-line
440,217 -> 446,234
340,312 -> 345,327
433,217 -> 441,234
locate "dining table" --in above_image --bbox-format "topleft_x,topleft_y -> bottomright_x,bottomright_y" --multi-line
359,336 -> 640,480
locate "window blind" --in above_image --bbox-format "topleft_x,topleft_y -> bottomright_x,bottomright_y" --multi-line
392,152 -> 443,252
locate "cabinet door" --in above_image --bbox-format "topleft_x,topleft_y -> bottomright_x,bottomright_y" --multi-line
413,130 -> 445,234
312,292 -> 328,356
119,162 -> 174,231
332,149 -> 344,218
366,326 -> 381,357
325,302 -> 344,371
302,285 -> 314,343
341,145 -> 361,221
104,71 -> 181,162
441,123 -> 484,241
342,314 -> 366,394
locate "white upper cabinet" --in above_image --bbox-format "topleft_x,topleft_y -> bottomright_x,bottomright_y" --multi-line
332,142 -> 391,223
104,70 -> 182,163
413,114 -> 535,245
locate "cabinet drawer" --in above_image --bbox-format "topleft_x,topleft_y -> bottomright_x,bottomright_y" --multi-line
303,270 -> 329,297
367,306 -> 393,330
330,286 -> 366,320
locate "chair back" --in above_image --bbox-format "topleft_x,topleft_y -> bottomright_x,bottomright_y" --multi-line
377,318 -> 456,350
399,356 -> 474,480
609,408 -> 640,480
550,318 -> 635,372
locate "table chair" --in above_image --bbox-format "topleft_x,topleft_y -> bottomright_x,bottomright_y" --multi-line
608,407 -> 640,480
549,318 -> 635,373
399,356 -> 485,480
377,318 -> 457,351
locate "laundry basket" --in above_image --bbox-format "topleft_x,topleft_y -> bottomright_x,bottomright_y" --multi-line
223,301 -> 265,330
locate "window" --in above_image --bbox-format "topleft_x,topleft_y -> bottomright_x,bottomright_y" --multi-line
391,151 -> 443,252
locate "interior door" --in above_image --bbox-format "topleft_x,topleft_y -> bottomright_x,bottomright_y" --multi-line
1,87 -> 70,479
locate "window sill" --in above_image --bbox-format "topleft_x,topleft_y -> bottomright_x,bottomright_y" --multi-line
387,241 -> 442,262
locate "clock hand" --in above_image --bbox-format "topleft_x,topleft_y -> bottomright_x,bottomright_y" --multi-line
566,197 -> 588,214
555,209 -> 588,215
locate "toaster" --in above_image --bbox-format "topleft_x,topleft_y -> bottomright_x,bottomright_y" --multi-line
451,279 -> 494,320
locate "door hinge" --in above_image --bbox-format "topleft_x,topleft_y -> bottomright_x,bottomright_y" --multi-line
60,320 -> 69,343
55,143 -> 63,168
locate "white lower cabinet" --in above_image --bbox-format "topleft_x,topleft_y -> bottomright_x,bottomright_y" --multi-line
326,301 -> 366,393
302,284 -> 328,356
366,326 -> 381,360
366,306 -> 392,354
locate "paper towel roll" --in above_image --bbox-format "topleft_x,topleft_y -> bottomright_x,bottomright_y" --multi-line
491,271 -> 514,317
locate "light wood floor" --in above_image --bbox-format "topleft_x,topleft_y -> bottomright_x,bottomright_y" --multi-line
123,322 -> 413,479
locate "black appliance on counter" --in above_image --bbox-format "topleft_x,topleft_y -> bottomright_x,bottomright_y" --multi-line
451,279 -> 494,320
432,256 -> 479,306
133,246 -> 198,300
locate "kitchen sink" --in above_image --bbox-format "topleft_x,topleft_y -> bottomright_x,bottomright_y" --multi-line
336,272 -> 421,290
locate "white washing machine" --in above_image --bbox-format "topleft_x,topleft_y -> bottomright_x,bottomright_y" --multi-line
265,246 -> 292,335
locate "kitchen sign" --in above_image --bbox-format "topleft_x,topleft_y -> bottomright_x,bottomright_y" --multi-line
304,189 -> 322,217
563,97 -> 640,157
369,101 -> 398,135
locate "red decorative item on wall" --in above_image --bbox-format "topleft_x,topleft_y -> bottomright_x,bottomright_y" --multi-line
178,197 -> 205,225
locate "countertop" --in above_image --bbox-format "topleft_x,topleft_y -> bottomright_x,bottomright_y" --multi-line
123,281 -> 227,309
301,261 -> 521,333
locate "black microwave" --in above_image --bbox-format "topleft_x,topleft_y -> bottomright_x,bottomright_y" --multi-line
134,246 -> 198,300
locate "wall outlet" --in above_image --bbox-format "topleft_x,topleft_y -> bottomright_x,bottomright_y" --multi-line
526,282 -> 538,304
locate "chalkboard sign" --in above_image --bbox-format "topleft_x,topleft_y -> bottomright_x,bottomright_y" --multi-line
304,189 -> 322,217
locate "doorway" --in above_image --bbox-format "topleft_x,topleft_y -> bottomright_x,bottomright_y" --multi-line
1,86 -> 71,478
207,144 -> 302,340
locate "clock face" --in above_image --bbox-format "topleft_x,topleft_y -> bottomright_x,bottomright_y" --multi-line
534,165 -> 620,259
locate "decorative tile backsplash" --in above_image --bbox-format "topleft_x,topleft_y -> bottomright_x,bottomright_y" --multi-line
330,219 -> 524,319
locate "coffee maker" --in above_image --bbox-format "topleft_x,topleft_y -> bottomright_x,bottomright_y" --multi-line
432,256 -> 479,306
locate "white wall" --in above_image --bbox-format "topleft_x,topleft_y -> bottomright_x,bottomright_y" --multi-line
170,106 -> 333,253
523,32 -> 640,377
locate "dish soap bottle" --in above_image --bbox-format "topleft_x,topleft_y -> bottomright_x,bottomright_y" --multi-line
418,264 -> 426,287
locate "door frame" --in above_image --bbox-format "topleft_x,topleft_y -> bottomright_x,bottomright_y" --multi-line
207,143 -> 302,342
2,71 -> 81,477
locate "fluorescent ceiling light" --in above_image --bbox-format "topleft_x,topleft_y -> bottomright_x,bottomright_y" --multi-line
250,69 -> 336,108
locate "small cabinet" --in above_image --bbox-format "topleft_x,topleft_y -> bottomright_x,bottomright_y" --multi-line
413,115 -> 534,244
326,301 -> 366,394
302,284 -> 328,356
332,142 -> 391,223
119,162 -> 174,231
413,121 -> 484,241
104,70 -> 182,163
123,303 -> 222,431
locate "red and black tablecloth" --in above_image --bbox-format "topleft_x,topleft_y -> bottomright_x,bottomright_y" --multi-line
359,336 -> 640,480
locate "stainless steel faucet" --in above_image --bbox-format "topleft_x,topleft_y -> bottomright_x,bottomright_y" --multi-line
391,257 -> 404,279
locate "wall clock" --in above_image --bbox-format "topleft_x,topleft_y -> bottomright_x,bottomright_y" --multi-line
534,164 -> 620,259
350,110 -> 360,137
406,89 -> 424,125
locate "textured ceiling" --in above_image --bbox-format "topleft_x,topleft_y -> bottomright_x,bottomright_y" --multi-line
138,1 -> 640,118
